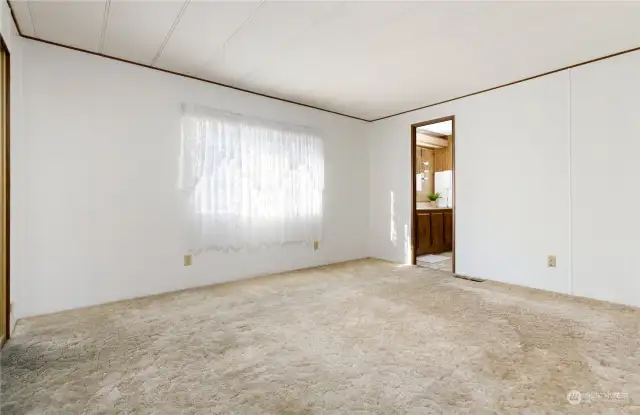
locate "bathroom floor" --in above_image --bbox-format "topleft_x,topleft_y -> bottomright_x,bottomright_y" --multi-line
417,251 -> 453,272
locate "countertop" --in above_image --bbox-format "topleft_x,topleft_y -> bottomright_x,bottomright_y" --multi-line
416,202 -> 453,211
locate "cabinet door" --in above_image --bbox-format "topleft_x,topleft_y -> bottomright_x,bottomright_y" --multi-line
444,211 -> 453,251
431,212 -> 444,253
417,212 -> 431,255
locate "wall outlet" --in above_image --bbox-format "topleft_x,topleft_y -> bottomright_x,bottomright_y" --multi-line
547,255 -> 557,268
313,241 -> 319,251
184,254 -> 192,266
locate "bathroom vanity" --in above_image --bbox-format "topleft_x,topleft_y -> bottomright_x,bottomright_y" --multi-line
416,207 -> 453,256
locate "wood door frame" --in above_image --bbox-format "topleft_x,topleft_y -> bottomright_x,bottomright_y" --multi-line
411,115 -> 456,272
1,34 -> 10,345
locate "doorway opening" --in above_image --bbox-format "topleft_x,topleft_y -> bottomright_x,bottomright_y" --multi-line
411,116 -> 455,273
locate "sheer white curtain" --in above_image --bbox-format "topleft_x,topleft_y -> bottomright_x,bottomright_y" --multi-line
179,104 -> 324,253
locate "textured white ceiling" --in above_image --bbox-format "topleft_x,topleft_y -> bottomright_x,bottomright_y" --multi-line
9,0 -> 640,121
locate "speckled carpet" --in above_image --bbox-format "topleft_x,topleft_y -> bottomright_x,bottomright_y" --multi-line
2,259 -> 639,414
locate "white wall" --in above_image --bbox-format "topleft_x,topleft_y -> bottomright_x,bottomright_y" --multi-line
369,73 -> 572,295
455,74 -> 571,294
15,40 -> 369,318
369,49 -> 640,308
570,51 -> 640,307
12,32 -> 640,318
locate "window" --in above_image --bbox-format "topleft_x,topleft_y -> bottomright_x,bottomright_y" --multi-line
179,105 -> 324,253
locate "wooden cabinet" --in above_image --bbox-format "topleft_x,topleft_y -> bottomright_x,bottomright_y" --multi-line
431,212 -> 444,253
444,211 -> 453,249
417,212 -> 431,255
416,208 -> 453,256
433,145 -> 452,173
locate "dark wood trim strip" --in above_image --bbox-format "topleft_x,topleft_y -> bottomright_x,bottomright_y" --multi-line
6,0 -> 369,121
451,116 -> 455,274
0,33 -> 10,343
7,0 -> 640,123
411,115 -> 455,273
5,1 -> 367,122
6,0 -> 640,123
411,126 -> 416,264
6,0 -> 22,36
20,35 -> 369,122
11,33 -> 369,123
373,45 -> 640,122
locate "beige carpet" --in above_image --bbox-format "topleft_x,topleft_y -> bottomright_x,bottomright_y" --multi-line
2,259 -> 639,414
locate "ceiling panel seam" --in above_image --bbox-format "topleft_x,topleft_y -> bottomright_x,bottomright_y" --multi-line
151,0 -> 191,67
194,0 -> 267,75
98,0 -> 111,53
26,0 -> 37,37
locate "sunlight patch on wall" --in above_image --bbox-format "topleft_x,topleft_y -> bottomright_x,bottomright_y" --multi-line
404,224 -> 411,265
390,191 -> 397,246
